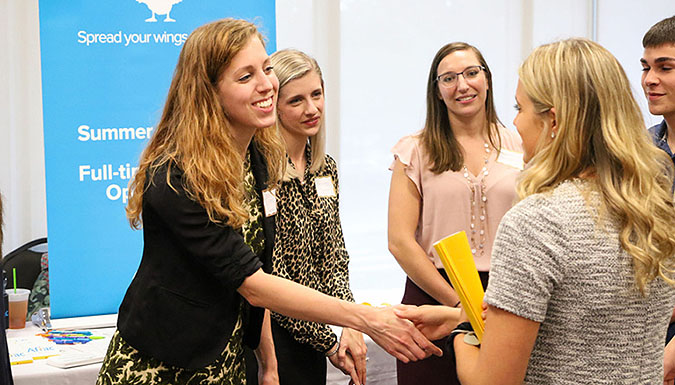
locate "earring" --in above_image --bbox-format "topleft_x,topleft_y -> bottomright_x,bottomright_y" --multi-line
551,132 -> 555,139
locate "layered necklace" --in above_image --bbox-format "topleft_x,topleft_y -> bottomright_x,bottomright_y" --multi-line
462,142 -> 490,257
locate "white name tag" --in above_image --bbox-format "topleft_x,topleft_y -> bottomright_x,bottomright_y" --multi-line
496,149 -> 524,170
262,188 -> 277,217
315,176 -> 336,197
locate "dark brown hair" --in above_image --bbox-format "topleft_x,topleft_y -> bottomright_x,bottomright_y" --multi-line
421,42 -> 501,174
643,15 -> 675,48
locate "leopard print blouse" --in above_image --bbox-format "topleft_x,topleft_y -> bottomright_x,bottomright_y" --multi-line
271,150 -> 355,353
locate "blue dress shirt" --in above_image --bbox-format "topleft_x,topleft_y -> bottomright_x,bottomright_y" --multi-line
649,120 -> 675,189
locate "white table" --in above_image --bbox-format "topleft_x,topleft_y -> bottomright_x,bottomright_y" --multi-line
9,315 -> 117,385
12,352 -> 103,385
8,316 -> 397,385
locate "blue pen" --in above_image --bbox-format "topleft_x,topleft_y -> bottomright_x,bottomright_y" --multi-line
53,339 -> 91,344
50,336 -> 90,340
49,337 -> 91,342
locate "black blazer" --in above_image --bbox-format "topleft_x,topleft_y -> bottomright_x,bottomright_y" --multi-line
117,143 -> 274,369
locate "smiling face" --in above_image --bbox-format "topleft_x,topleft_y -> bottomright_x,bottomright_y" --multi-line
277,71 -> 324,143
217,36 -> 279,137
514,80 -> 547,163
641,44 -> 675,123
436,49 -> 489,122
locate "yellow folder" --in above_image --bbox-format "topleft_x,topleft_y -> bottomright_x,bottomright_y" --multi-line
433,231 -> 485,341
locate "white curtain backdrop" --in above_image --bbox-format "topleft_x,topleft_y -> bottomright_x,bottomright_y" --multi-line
0,0 -> 46,254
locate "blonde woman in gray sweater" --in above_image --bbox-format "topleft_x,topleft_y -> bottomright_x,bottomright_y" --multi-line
396,38 -> 675,384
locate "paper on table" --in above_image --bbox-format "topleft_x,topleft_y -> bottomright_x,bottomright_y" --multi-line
433,231 -> 485,341
8,337 -> 59,365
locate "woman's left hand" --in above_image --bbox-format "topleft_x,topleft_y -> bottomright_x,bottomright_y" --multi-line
339,327 -> 368,384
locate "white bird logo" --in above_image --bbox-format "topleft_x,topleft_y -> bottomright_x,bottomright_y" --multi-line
136,0 -> 183,23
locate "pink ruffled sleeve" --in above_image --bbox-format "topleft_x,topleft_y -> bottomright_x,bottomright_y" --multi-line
389,134 -> 423,196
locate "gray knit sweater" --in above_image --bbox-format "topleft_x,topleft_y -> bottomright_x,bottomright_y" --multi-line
485,179 -> 675,384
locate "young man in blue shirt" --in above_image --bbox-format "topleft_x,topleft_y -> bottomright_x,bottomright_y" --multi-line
641,15 -> 675,172
643,16 -> 675,385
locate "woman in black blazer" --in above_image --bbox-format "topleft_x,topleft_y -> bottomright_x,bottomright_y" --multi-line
96,18 -> 441,385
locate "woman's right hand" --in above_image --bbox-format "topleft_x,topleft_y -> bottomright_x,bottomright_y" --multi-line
363,305 -> 443,363
393,304 -> 460,341
328,347 -> 361,385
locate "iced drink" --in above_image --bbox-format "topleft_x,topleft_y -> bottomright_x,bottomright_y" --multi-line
6,289 -> 30,329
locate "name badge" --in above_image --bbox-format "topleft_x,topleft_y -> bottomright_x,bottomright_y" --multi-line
262,188 -> 277,217
315,176 -> 336,197
496,149 -> 524,170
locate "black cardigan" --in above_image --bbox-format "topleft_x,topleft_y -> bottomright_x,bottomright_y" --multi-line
117,144 -> 274,369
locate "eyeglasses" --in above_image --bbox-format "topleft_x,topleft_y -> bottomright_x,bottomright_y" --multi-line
435,66 -> 486,88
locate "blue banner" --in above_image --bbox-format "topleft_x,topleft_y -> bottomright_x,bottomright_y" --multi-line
39,0 -> 276,318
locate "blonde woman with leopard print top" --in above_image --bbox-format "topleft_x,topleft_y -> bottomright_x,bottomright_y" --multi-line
268,49 -> 367,385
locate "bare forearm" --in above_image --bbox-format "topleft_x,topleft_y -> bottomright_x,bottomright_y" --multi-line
454,336 -> 482,385
390,241 -> 458,306
254,310 -> 278,372
452,306 -> 537,385
239,270 -> 369,332
239,269 -> 443,364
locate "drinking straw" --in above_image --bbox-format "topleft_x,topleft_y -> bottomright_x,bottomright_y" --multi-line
12,268 -> 16,293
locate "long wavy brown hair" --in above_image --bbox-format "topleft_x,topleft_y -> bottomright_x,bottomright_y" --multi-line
126,18 -> 285,229
421,42 -> 502,174
518,38 -> 675,294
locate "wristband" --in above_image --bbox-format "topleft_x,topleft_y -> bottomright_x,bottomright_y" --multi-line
449,322 -> 472,338
448,322 -> 473,346
448,322 -> 479,347
453,321 -> 473,332
325,341 -> 340,357
454,300 -> 461,307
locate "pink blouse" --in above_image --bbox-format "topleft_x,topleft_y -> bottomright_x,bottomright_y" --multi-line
389,127 -> 523,271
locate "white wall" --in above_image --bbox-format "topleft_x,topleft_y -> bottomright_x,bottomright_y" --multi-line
2,0 -> 673,302
0,0 -> 46,255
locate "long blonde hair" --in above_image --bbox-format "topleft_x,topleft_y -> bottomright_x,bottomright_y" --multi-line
518,38 -> 675,293
270,49 -> 326,180
421,42 -> 502,173
127,18 -> 285,229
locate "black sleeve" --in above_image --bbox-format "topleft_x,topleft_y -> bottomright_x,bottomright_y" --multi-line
145,166 -> 262,291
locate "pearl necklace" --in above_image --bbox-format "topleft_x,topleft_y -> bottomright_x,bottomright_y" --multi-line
462,142 -> 490,257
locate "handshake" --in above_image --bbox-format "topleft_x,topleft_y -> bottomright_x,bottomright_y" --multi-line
335,302 -> 476,385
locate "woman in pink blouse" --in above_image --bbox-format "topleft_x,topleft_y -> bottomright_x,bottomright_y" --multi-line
387,42 -> 522,385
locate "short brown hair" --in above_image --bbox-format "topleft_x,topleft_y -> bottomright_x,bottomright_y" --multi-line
643,15 -> 675,48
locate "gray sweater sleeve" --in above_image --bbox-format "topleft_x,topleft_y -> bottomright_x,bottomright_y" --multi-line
484,194 -> 569,322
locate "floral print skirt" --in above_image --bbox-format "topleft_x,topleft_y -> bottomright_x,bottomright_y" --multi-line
96,310 -> 246,385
